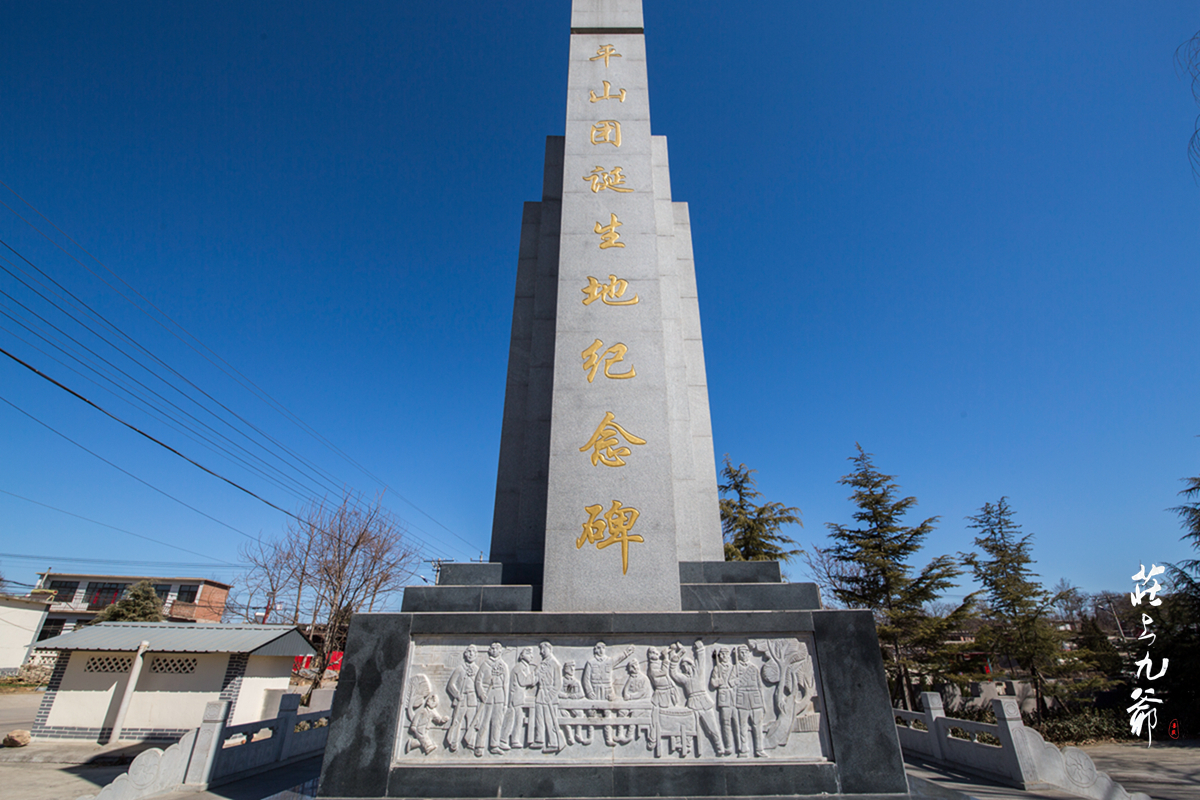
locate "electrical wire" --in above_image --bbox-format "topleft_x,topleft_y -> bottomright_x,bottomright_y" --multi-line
0,182 -> 480,554
0,489 -> 239,565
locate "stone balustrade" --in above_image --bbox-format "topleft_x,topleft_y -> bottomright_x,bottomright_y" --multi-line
895,691 -> 1150,800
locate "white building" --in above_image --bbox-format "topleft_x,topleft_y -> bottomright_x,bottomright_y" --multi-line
32,622 -> 315,743
0,594 -> 50,673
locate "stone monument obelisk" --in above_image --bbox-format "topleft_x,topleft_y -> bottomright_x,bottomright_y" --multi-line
318,3 -> 911,798
489,0 -> 723,612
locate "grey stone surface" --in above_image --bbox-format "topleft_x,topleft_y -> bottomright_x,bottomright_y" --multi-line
680,582 -> 736,611
543,26 -> 722,613
571,0 -> 644,31
814,609 -> 909,795
480,585 -> 533,612
489,138 -> 563,584
436,562 -> 502,586
318,608 -> 909,797
733,582 -> 822,611
693,560 -> 783,584
393,634 -> 824,764
400,587 -> 481,613
318,615 -> 411,799
487,2 -> 725,611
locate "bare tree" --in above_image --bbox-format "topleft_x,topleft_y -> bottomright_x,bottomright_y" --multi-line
1177,31 -> 1200,181
240,491 -> 420,704
799,543 -> 864,611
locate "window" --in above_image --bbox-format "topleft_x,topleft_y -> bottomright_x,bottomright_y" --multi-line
47,581 -> 79,603
37,619 -> 65,641
152,584 -> 172,601
150,656 -> 197,674
176,584 -> 199,604
85,582 -> 127,610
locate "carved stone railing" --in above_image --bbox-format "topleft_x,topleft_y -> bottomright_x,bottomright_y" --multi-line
76,694 -> 328,800
896,691 -> 1150,800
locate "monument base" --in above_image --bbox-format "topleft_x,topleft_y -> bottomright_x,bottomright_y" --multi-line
317,563 -> 911,799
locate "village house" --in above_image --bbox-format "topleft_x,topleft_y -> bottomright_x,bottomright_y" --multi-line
31,621 -> 314,743
33,572 -> 231,640
0,593 -> 50,673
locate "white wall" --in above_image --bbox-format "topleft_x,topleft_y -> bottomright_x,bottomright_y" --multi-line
124,653 -> 227,730
49,651 -> 230,733
46,650 -> 128,728
232,655 -> 293,725
0,598 -> 48,670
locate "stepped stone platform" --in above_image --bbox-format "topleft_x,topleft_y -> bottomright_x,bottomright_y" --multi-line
317,563 -> 910,799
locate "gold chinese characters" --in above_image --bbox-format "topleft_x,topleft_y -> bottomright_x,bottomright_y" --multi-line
579,411 -> 646,467
593,213 -> 625,249
589,80 -> 627,103
589,44 -> 621,68
591,120 -> 622,147
578,500 -> 643,575
581,275 -> 639,306
581,339 -> 636,383
583,166 -> 632,193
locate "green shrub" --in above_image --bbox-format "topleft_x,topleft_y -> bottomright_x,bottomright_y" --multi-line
1030,708 -> 1137,745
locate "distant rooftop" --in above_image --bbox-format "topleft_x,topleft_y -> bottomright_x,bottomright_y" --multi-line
35,622 -> 314,656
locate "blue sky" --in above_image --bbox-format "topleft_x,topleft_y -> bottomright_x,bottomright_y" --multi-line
1,1 -> 1197,611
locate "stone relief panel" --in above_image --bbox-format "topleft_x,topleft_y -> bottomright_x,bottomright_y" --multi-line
392,635 -> 827,763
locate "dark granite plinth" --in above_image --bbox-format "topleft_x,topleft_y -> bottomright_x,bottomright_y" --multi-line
318,598 -> 908,798
437,562 -> 503,585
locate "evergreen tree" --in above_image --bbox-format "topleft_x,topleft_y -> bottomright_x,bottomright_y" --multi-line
826,445 -> 971,709
719,456 -> 802,563
961,497 -> 1067,720
1159,474 -> 1200,723
89,581 -> 166,624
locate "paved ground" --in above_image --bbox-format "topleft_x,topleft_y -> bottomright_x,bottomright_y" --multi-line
1078,741 -> 1200,800
0,690 -> 43,731
907,739 -> 1200,800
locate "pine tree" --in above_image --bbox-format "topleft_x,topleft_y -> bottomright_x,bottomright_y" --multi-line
961,497 -> 1065,720
89,581 -> 166,624
1159,474 -> 1200,723
826,445 -> 971,709
719,457 -> 802,563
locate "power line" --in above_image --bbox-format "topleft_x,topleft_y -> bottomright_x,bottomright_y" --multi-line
0,184 -> 480,553
0,552 -> 248,571
0,188 -> 480,562
0,248 -> 344,501
0,391 -> 260,540
0,385 -> 468,564
0,319 -> 315,504
0,489 -> 239,565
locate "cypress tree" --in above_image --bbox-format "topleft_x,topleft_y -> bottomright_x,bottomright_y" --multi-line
961,497 -> 1062,720
719,457 -> 802,563
826,445 -> 970,710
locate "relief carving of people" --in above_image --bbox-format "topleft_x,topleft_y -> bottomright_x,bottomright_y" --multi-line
582,641 -> 633,747
733,645 -> 767,757
402,636 -> 817,761
500,647 -> 537,750
533,642 -> 563,752
709,645 -> 737,756
667,640 -> 721,756
471,642 -> 509,756
444,644 -> 478,753
559,660 -> 591,746
645,646 -> 679,750
405,674 -> 449,755
615,658 -> 649,744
